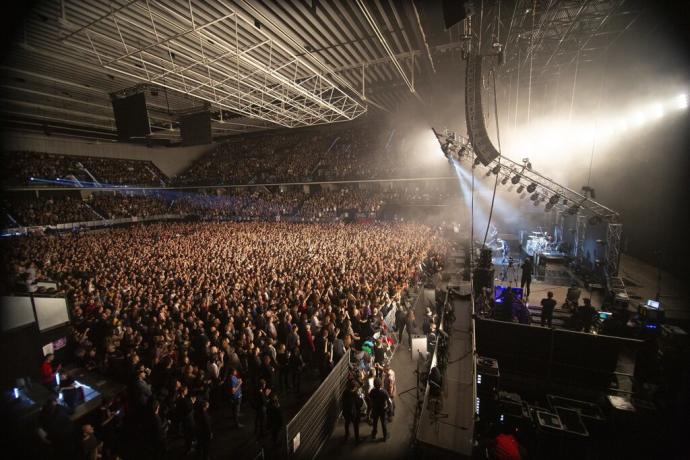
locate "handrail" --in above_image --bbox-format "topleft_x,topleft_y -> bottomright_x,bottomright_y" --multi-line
3,175 -> 458,192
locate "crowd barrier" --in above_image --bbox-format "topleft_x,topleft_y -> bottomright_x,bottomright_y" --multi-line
285,349 -> 351,459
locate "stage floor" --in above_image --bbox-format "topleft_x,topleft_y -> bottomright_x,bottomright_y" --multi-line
491,251 -> 687,328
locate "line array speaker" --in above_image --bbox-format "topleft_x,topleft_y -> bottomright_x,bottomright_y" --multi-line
465,55 -> 500,166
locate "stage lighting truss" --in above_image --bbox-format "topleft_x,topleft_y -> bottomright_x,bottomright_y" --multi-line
61,0 -> 367,128
435,127 -> 619,222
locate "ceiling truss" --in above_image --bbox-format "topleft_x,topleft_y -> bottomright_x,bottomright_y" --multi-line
61,0 -> 367,128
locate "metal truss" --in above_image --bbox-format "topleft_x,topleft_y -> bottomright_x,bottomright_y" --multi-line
575,214 -> 588,260
605,222 -> 622,275
437,129 -> 619,222
61,0 -> 367,128
474,0 -> 641,85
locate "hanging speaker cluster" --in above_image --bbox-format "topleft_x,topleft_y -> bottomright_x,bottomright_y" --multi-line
465,55 -> 500,166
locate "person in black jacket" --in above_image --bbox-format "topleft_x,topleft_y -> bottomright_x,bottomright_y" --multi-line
520,257 -> 534,298
540,291 -> 557,327
342,381 -> 363,443
253,378 -> 270,438
149,400 -> 167,460
368,378 -> 390,441
404,310 -> 416,351
176,387 -> 196,455
395,307 -> 406,346
267,394 -> 283,446
288,347 -> 305,393
194,400 -> 212,460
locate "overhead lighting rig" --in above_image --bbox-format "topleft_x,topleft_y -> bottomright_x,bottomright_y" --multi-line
436,127 -> 619,222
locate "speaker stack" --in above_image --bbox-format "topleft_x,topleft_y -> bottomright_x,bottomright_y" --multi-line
465,55 -> 500,166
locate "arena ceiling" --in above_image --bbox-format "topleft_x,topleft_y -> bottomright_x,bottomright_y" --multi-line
0,0 -> 642,143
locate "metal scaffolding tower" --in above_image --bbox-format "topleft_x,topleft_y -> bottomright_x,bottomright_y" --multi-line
606,222 -> 623,275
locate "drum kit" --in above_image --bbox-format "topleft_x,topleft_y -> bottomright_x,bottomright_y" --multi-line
525,230 -> 550,257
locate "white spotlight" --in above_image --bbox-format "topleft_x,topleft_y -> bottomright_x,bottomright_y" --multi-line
616,119 -> 629,132
631,112 -> 646,127
675,93 -> 688,110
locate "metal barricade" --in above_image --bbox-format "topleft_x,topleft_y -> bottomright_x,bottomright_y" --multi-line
285,349 -> 351,459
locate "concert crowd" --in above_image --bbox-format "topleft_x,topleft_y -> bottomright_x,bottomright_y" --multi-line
4,221 -> 447,458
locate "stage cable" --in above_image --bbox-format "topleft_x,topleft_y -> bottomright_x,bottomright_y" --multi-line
527,0 -> 536,127
587,67 -> 607,188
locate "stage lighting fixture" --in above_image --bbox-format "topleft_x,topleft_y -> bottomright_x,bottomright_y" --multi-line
526,183 -> 537,193
530,192 -> 539,201
589,215 -> 603,225
549,195 -> 560,205
472,158 -> 481,168
516,185 -> 525,194
501,176 -> 509,185
485,170 -> 492,177
519,193 -> 527,200
511,174 -> 521,185
567,204 -> 580,215
545,203 -> 554,212
532,199 -> 540,206
562,198 -> 568,205
491,165 -> 501,175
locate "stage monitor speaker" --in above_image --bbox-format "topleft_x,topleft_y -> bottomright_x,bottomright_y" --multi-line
442,0 -> 475,29
465,55 -> 500,165
180,111 -> 212,146
111,92 -> 150,142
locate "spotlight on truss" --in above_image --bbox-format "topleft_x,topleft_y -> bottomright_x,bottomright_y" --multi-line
501,176 -> 509,185
567,204 -> 580,215
582,185 -> 596,199
549,195 -> 560,205
526,183 -> 537,193
530,192 -> 539,201
516,185 -> 525,194
511,174 -> 521,185
491,165 -> 501,175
